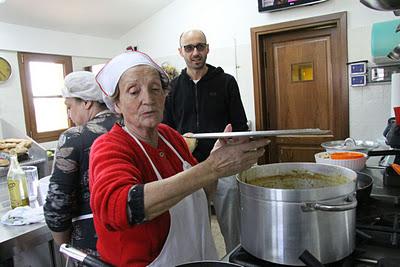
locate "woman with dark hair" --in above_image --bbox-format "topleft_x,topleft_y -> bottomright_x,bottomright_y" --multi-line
44,71 -> 118,262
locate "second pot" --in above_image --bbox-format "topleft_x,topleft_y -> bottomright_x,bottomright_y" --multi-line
237,163 -> 357,266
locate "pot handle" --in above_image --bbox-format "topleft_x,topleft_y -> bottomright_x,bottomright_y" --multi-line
344,137 -> 356,147
302,195 -> 357,212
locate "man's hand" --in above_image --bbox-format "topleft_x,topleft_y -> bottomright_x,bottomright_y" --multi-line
183,132 -> 198,153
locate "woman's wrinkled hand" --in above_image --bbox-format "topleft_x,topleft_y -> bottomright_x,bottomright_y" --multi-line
207,124 -> 271,177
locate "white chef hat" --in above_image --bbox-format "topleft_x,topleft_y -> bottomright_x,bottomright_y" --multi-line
62,71 -> 104,102
96,50 -> 169,112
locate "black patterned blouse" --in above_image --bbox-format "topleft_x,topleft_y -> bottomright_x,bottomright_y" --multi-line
44,110 -> 118,255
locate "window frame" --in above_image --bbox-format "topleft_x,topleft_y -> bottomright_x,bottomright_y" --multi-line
18,52 -> 73,142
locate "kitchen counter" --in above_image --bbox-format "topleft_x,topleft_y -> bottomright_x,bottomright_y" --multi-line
0,208 -> 53,261
363,165 -> 400,203
0,176 -> 59,266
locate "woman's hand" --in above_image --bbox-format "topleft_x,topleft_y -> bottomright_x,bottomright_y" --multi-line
210,124 -> 248,152
207,124 -> 270,178
142,124 -> 269,221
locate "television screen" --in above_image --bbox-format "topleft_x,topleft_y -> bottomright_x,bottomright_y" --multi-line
258,0 -> 329,12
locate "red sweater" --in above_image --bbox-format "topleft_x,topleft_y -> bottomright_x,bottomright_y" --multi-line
89,123 -> 198,266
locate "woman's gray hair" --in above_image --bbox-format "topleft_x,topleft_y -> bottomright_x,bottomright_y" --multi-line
104,68 -> 169,114
96,51 -> 169,112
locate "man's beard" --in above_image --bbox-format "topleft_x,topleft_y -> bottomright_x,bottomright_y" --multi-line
187,55 -> 207,70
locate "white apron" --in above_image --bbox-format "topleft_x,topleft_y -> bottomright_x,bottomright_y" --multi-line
124,128 -> 218,267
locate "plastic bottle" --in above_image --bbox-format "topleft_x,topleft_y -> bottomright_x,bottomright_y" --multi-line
7,153 -> 29,209
22,166 -> 40,208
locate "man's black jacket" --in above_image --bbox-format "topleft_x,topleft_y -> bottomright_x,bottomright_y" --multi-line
163,64 -> 248,162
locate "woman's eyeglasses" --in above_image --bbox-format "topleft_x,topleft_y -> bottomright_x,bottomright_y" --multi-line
182,43 -> 207,53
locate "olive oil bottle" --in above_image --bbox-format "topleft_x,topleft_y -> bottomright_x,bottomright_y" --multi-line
7,154 -> 29,209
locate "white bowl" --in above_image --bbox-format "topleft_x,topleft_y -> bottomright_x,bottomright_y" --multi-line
314,151 -> 367,171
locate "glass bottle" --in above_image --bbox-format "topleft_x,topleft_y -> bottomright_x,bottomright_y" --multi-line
7,153 -> 29,209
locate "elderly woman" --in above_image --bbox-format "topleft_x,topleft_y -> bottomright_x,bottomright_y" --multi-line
89,51 -> 269,266
44,71 -> 118,258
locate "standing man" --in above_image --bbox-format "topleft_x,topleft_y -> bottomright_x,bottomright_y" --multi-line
163,29 -> 248,252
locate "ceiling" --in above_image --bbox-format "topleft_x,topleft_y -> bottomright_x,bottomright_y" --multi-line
0,0 -> 175,39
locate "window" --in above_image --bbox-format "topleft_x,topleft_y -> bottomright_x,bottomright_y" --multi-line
291,62 -> 314,82
18,52 -> 73,142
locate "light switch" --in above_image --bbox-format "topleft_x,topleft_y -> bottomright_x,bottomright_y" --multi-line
351,75 -> 367,87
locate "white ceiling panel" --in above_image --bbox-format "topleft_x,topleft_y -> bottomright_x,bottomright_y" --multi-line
0,0 -> 175,39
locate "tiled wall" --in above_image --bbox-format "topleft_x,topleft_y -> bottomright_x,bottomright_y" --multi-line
349,82 -> 391,142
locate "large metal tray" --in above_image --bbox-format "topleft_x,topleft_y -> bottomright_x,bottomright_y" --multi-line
191,128 -> 329,139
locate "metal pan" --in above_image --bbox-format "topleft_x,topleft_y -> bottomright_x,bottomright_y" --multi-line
321,138 -> 379,154
356,172 -> 373,203
191,128 -> 329,139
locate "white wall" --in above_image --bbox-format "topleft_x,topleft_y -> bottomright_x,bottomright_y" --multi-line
0,51 -> 25,133
0,22 -> 120,58
120,0 -> 396,141
0,22 -> 117,147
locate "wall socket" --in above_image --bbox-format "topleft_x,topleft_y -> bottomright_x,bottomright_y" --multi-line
369,64 -> 400,83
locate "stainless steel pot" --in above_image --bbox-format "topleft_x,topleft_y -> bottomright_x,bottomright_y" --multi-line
237,163 -> 357,266
321,137 -> 379,154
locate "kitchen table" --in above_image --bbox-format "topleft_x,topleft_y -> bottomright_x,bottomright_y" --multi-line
0,176 -> 60,266
0,208 -> 55,263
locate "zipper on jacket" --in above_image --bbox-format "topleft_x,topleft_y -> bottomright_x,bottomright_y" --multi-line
194,83 -> 200,131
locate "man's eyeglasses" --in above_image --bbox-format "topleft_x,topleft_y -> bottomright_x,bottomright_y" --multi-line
182,43 -> 207,53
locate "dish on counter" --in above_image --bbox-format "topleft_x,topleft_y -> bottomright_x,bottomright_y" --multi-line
0,138 -> 32,154
0,152 -> 10,167
314,151 -> 368,171
0,150 -> 31,166
321,138 -> 379,153
0,159 -> 8,167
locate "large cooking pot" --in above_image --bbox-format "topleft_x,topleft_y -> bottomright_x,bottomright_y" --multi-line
237,163 -> 357,266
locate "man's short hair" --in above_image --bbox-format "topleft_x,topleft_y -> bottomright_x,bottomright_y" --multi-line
179,30 -> 207,47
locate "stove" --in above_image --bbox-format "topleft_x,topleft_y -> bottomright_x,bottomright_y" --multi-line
223,168 -> 400,267
356,198 -> 400,249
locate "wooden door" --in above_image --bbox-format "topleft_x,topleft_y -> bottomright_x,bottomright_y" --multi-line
251,13 -> 348,163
